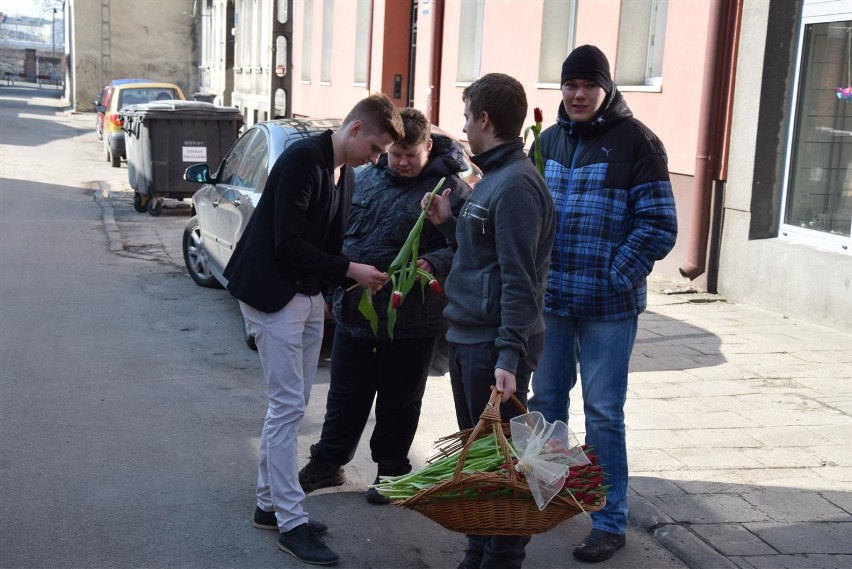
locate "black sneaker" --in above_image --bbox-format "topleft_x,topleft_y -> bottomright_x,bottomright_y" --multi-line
277,523 -> 338,565
299,457 -> 345,493
252,507 -> 327,534
572,529 -> 626,563
365,476 -> 391,505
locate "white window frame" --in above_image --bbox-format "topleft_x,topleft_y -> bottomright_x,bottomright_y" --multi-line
779,0 -> 852,254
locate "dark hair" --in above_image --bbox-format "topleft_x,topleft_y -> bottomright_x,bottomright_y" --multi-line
399,107 -> 431,147
343,93 -> 404,142
462,73 -> 527,139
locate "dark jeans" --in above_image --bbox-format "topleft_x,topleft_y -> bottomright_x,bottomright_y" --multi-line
312,330 -> 437,467
447,333 -> 544,569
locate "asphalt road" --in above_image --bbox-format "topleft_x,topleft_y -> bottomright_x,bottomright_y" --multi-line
0,84 -> 687,569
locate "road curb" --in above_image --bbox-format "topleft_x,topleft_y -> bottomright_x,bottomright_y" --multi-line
92,182 -> 124,253
629,496 -> 737,569
92,182 -> 164,263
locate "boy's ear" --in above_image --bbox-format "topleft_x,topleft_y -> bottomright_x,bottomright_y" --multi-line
478,111 -> 491,131
348,119 -> 363,137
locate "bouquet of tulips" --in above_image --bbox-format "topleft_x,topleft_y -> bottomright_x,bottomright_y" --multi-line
357,177 -> 446,339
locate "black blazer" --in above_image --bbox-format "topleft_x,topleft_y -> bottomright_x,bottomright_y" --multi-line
224,130 -> 353,313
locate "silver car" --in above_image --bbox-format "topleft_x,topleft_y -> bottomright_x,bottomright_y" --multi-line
182,118 -> 479,291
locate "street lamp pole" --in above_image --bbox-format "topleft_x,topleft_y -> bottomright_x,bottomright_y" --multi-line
52,8 -> 56,57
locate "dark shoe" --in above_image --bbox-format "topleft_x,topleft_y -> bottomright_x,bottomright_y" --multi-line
277,523 -> 338,565
365,476 -> 391,505
299,457 -> 345,493
252,507 -> 327,534
572,529 -> 626,563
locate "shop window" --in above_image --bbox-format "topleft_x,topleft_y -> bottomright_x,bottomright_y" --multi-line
781,12 -> 852,252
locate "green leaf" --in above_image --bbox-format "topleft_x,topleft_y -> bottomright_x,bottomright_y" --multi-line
357,287 -> 378,335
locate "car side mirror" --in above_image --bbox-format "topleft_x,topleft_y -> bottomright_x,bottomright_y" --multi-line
184,163 -> 211,184
95,104 -> 105,112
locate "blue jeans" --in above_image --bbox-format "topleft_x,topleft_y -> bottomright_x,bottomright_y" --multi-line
529,313 -> 638,535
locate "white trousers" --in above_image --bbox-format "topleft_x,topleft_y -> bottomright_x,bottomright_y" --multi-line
240,294 -> 325,532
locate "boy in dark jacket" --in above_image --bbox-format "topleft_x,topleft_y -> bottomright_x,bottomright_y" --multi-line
529,45 -> 678,563
298,108 -> 471,503
423,73 -> 555,569
224,94 -> 403,565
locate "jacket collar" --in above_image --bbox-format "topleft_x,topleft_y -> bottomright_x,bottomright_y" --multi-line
471,138 -> 525,174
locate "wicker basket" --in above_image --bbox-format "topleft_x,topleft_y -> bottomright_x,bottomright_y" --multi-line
397,387 -> 605,536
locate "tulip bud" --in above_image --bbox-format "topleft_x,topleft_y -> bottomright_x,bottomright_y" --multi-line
391,290 -> 403,309
428,279 -> 442,293
534,107 -> 543,124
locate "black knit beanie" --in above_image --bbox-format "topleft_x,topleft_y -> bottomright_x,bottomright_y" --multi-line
561,44 -> 613,95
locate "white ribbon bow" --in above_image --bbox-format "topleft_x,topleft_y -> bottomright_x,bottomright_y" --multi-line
509,412 -> 589,510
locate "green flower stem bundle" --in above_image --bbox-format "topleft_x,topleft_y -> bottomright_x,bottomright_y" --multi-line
371,433 -> 506,501
357,177 -> 446,339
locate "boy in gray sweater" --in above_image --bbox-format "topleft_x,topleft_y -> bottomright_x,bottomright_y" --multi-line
422,73 -> 555,569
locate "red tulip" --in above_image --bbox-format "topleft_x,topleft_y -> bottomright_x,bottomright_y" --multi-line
391,291 -> 403,309
428,279 -> 442,293
534,107 -> 543,124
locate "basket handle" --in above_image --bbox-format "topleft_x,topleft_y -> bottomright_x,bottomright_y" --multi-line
450,387 -> 526,485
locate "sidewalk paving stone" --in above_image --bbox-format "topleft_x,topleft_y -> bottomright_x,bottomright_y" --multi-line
690,523 -> 777,556
746,521 -> 852,554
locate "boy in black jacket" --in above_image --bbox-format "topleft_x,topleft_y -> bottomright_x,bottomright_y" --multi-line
224,94 -> 403,565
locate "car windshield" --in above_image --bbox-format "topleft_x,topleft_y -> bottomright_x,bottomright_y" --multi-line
119,88 -> 178,108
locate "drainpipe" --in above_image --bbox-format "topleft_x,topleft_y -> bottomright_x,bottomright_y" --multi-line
366,0 -> 374,94
428,0 -> 444,124
679,0 -> 732,280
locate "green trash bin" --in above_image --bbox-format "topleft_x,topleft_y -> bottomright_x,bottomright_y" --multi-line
122,101 -> 243,215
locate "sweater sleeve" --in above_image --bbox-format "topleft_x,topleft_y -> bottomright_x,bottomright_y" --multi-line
492,186 -> 550,373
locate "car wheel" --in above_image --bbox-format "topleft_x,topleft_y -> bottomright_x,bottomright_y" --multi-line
133,193 -> 148,213
110,149 -> 121,168
147,198 -> 163,216
182,217 -> 222,289
104,139 -> 110,162
244,319 -> 258,351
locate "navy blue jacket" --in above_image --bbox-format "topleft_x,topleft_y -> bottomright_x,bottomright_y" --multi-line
534,90 -> 678,320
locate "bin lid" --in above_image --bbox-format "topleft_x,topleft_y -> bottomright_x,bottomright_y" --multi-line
119,100 -> 244,121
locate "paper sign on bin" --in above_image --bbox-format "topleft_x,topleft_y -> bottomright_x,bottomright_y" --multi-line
182,146 -> 207,162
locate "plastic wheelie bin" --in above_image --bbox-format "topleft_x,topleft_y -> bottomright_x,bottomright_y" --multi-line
122,101 -> 243,216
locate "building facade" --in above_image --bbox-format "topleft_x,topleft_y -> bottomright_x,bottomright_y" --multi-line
196,0 -> 852,332
66,0 -> 201,112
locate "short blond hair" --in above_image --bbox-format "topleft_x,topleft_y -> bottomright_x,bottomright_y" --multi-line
343,93 -> 404,142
